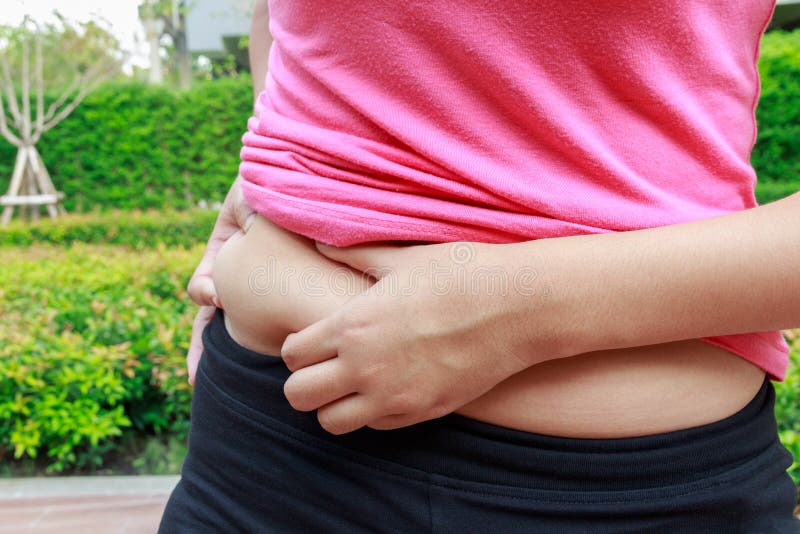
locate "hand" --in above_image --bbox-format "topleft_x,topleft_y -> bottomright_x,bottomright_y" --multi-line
185,175 -> 256,384
280,241 -> 556,434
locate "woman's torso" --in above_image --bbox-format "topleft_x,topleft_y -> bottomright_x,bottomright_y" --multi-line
224,0 -> 774,436
238,0 -> 788,383
213,213 -> 766,438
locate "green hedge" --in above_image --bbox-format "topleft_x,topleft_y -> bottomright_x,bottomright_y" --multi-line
0,76 -> 252,212
0,242 -> 199,472
754,180 -> 800,205
0,209 -> 217,248
754,29 -> 800,191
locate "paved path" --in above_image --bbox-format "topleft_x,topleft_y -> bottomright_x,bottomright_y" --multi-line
0,476 -> 180,534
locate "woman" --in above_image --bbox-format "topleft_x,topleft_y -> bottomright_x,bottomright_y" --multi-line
160,0 -> 800,531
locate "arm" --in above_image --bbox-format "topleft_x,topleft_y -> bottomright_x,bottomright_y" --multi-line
249,0 -> 271,102
282,191 -> 800,433
502,191 -> 800,363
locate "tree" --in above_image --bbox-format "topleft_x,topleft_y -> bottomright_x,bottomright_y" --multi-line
0,15 -> 122,225
138,0 -> 192,88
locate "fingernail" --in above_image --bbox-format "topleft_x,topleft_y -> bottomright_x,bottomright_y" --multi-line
243,212 -> 256,233
210,288 -> 220,308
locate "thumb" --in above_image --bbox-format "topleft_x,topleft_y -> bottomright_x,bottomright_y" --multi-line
315,241 -> 403,279
187,270 -> 221,308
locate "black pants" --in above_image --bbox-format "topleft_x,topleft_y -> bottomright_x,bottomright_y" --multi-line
160,308 -> 799,533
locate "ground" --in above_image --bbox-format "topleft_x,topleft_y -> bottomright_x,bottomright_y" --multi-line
0,475 -> 177,533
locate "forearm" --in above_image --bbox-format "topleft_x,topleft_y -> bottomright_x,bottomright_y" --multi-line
249,0 -> 271,101
503,192 -> 800,362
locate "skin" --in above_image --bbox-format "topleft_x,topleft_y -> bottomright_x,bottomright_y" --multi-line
184,0 -> 269,380
187,0 -> 799,435
280,192 -> 799,433
185,174 -> 254,383
212,210 -> 769,438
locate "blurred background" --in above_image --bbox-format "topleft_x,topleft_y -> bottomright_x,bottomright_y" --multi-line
0,0 -> 258,480
0,0 -> 798,530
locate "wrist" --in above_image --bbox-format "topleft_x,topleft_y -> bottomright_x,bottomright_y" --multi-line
492,240 -> 583,366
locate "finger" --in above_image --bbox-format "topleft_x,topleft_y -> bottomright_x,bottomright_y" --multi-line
186,231 -> 230,307
187,274 -> 220,309
232,181 -> 257,231
366,413 -> 420,431
187,179 -> 247,306
314,241 -> 402,279
186,225 -> 234,307
241,211 -> 256,233
316,393 -> 386,435
283,358 -> 354,412
187,305 -> 216,385
280,314 -> 340,372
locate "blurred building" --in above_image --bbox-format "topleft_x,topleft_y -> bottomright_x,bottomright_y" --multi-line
186,0 -> 264,72
771,0 -> 800,30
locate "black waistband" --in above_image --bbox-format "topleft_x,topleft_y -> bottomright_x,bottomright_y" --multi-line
199,307 -> 780,492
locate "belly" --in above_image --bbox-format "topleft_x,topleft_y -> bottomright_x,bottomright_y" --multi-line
213,214 -> 766,438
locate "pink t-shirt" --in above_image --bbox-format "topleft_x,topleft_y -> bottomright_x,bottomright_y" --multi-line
239,0 -> 789,380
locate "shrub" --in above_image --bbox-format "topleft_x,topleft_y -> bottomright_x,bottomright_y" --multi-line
0,242 -> 200,472
0,77 -> 252,213
0,316 -> 131,472
755,180 -> 800,205
753,29 -> 800,195
775,329 -> 800,484
0,209 -> 217,248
